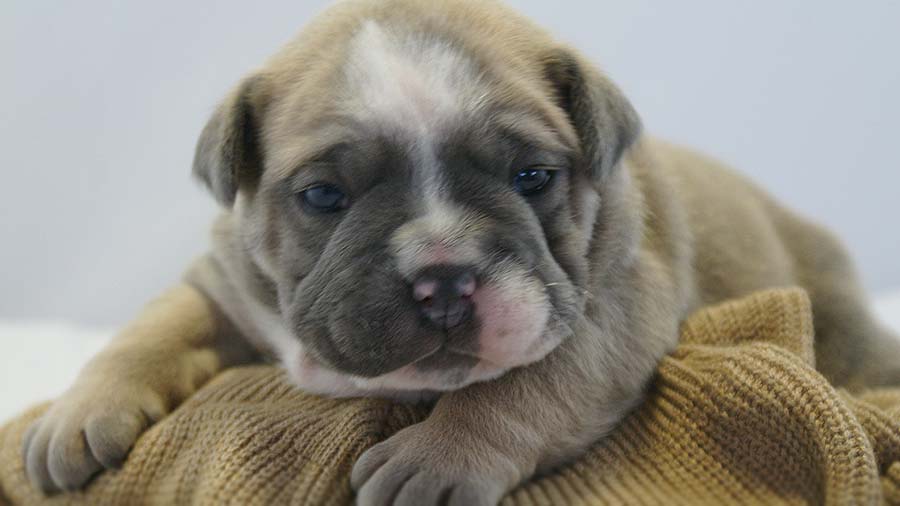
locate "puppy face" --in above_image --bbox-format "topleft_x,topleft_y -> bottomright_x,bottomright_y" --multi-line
194,1 -> 640,396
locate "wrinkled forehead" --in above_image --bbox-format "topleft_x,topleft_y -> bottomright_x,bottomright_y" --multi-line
265,20 -> 576,181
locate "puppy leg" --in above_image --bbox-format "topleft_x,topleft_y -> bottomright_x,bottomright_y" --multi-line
351,314 -> 656,506
780,215 -> 900,389
809,277 -> 900,390
22,283 -> 256,493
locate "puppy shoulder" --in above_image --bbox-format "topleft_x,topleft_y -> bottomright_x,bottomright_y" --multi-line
183,213 -> 281,357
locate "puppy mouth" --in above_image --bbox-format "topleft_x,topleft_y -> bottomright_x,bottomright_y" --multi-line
387,321 -> 558,378
382,345 -> 505,392
411,343 -> 495,371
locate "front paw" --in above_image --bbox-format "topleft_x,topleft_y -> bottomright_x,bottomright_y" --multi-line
351,420 -> 529,506
21,381 -> 167,494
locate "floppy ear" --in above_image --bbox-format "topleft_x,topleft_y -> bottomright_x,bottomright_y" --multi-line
543,49 -> 642,182
193,76 -> 267,207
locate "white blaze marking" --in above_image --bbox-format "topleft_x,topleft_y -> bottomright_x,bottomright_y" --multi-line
344,20 -> 483,143
344,20 -> 485,202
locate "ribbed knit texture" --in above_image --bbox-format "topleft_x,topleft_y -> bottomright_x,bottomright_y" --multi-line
2,288 -> 899,505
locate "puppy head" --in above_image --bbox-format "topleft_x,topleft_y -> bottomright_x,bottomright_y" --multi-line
193,0 -> 641,396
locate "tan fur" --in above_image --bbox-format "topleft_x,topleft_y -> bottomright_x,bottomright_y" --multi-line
22,0 -> 899,504
21,283 -> 256,491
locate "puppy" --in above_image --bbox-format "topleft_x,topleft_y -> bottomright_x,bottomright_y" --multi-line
22,0 -> 900,504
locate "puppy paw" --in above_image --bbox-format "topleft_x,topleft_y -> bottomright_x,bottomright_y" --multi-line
21,382 -> 167,494
351,420 -> 527,506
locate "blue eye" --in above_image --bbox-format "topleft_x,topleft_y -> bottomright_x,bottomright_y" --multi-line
300,184 -> 348,213
513,168 -> 553,195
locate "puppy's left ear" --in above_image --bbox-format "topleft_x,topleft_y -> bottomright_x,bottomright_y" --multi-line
543,49 -> 642,182
193,75 -> 269,207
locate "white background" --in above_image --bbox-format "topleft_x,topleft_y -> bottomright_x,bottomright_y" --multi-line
2,0 -> 899,328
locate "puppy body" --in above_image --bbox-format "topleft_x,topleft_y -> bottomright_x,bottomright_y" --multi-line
23,0 -> 900,504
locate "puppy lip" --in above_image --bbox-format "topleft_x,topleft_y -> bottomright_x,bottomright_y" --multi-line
432,345 -> 505,370
375,341 -> 446,373
394,342 -> 502,372
301,333 -> 442,379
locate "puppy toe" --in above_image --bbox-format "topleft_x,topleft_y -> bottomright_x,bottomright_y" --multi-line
24,423 -> 58,494
47,426 -> 102,491
84,410 -> 146,468
350,441 -> 392,491
393,472 -> 451,506
21,420 -> 39,462
446,481 -> 503,506
356,460 -> 414,506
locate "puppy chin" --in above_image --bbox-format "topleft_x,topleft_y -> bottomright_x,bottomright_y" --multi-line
282,326 -> 564,402
283,345 -> 511,402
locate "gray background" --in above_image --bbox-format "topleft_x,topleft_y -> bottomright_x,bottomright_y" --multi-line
1,1 -> 898,327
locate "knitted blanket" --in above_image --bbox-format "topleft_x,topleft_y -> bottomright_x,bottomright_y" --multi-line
2,288 -> 899,505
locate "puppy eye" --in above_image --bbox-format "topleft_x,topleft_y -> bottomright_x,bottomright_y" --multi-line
300,184 -> 348,213
513,168 -> 553,196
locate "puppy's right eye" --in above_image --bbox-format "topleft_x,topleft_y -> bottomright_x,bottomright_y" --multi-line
300,184 -> 348,213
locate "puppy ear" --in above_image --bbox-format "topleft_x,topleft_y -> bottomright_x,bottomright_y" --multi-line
193,76 -> 267,207
543,49 -> 642,182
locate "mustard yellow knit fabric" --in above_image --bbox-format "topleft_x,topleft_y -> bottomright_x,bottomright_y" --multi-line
2,288 -> 899,505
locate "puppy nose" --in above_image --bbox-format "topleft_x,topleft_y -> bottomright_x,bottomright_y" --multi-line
411,266 -> 477,329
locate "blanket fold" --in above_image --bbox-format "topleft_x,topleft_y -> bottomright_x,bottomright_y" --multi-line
2,288 -> 899,505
